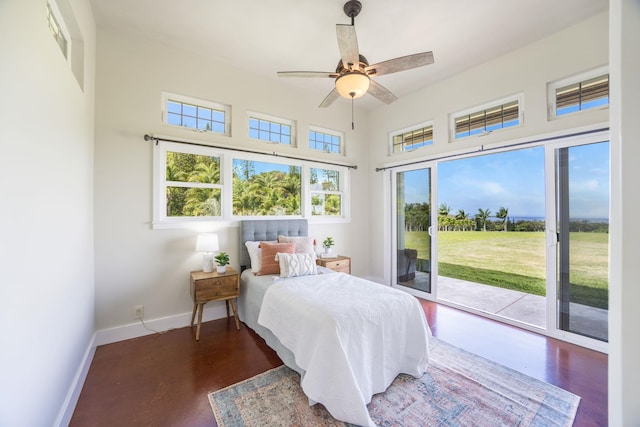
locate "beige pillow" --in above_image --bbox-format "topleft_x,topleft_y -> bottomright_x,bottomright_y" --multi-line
278,235 -> 317,260
257,242 -> 296,275
277,252 -> 318,278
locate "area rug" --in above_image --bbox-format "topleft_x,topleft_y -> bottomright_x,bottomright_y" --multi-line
208,338 -> 580,426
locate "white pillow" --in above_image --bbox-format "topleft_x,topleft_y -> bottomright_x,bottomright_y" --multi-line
277,235 -> 317,260
245,241 -> 276,272
277,252 -> 318,278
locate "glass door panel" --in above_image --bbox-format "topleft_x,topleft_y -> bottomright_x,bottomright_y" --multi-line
556,142 -> 609,341
396,168 -> 432,293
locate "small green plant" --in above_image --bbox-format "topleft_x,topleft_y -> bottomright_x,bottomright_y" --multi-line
322,237 -> 335,248
214,251 -> 230,266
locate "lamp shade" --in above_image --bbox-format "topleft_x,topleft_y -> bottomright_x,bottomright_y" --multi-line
335,71 -> 370,99
195,234 -> 220,253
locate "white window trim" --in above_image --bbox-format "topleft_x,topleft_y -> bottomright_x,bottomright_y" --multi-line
308,125 -> 345,156
547,65 -> 609,120
308,166 -> 349,218
247,111 -> 297,147
152,139 -> 350,229
47,0 -> 71,62
449,94 -> 524,142
389,120 -> 434,155
161,92 -> 231,136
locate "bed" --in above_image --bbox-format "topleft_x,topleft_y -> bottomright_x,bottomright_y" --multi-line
237,219 -> 430,427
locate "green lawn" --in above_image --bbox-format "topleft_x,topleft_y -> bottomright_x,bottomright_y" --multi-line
403,231 -> 608,309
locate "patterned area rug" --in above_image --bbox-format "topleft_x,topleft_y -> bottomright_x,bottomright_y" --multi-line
208,338 -> 580,426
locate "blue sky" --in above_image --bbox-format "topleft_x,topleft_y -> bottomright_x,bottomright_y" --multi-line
404,142 -> 609,219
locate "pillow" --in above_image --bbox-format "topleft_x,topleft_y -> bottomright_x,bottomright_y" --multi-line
257,242 -> 296,275
278,235 -> 317,260
277,252 -> 318,278
245,240 -> 276,272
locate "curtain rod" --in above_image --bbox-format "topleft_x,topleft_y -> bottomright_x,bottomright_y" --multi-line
144,134 -> 358,170
375,127 -> 609,172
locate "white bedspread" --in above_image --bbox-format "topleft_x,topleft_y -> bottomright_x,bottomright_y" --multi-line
257,272 -> 430,427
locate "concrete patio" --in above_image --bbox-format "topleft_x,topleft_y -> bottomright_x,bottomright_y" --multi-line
402,274 -> 608,342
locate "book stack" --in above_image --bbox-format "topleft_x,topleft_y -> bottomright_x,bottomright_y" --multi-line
320,253 -> 338,258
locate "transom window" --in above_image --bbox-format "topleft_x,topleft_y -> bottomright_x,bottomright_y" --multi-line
451,95 -> 522,140
47,2 -> 68,59
391,122 -> 434,153
309,127 -> 343,154
162,92 -> 231,136
248,113 -> 295,146
548,67 -> 609,118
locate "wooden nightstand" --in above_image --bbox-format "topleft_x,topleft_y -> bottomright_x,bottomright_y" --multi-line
190,268 -> 240,341
316,255 -> 351,274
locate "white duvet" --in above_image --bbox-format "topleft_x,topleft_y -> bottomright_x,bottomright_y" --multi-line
257,272 -> 430,427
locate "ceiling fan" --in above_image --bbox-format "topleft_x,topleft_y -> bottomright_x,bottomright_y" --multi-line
277,0 -> 434,109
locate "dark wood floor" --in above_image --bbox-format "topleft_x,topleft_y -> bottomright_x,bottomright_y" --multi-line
70,300 -> 607,426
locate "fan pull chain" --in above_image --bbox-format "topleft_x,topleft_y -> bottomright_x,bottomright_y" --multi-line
351,95 -> 355,130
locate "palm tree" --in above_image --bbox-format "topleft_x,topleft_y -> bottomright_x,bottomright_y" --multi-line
496,206 -> 509,232
455,209 -> 470,231
476,208 -> 492,232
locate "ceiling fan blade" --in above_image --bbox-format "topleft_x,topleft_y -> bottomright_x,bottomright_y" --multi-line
336,24 -> 359,70
277,71 -> 337,78
368,80 -> 398,104
366,52 -> 434,77
319,88 -> 340,108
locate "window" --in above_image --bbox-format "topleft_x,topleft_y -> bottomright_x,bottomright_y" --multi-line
47,1 -> 68,59
232,160 -> 301,216
162,147 -> 222,220
309,127 -> 343,154
163,92 -> 231,136
548,67 -> 609,118
391,122 -> 434,153
153,141 -> 349,227
310,168 -> 343,216
248,113 -> 295,146
451,95 -> 522,140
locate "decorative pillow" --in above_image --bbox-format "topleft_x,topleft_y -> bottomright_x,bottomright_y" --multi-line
257,242 -> 296,275
277,252 -> 318,278
278,235 -> 317,260
245,240 -> 276,272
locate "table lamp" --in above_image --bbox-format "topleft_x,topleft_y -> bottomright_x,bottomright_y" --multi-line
195,234 -> 219,272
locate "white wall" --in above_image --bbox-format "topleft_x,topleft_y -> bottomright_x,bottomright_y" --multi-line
365,11 -> 609,283
93,28 -> 371,331
0,0 -> 95,425
609,0 -> 640,424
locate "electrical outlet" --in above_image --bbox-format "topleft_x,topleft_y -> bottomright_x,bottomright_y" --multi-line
135,305 -> 144,319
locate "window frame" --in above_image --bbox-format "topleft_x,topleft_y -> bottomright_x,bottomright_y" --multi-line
247,111 -> 296,147
47,0 -> 70,61
152,140 -> 350,229
390,121 -> 434,154
450,94 -> 523,141
547,66 -> 609,120
309,167 -> 345,217
308,126 -> 345,155
161,92 -> 231,136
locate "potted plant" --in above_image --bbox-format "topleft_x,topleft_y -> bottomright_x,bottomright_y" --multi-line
322,237 -> 335,255
214,251 -> 230,273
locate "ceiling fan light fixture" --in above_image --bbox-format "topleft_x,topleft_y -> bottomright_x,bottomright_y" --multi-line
335,71 -> 370,99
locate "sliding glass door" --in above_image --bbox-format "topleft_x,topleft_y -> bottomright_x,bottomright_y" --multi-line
555,141 -> 609,341
394,168 -> 433,295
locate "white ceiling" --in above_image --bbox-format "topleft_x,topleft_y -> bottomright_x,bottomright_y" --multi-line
90,0 -> 608,110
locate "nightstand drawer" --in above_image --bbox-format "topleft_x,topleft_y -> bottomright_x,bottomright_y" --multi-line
322,259 -> 350,270
194,277 -> 239,301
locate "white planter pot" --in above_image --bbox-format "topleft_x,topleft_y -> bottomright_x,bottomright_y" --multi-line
216,265 -> 227,274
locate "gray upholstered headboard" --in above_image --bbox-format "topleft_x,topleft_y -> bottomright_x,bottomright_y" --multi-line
239,219 -> 309,270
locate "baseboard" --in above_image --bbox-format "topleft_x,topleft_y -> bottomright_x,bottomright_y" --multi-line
57,304 -> 230,425
95,303 -> 230,346
55,333 -> 97,427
